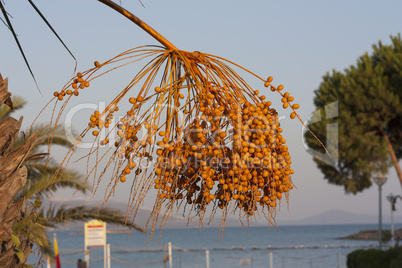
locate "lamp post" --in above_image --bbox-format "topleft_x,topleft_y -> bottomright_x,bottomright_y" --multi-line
386,193 -> 402,246
373,173 -> 387,250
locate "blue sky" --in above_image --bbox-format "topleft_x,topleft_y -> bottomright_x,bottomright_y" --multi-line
1,0 -> 402,223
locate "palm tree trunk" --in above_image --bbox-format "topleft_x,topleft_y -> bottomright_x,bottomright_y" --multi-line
0,74 -> 35,267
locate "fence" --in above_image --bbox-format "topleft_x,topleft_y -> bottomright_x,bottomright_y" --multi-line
48,243 -> 377,268
55,244 -> 170,267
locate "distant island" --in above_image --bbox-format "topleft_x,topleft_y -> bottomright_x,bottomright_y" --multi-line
341,229 -> 402,242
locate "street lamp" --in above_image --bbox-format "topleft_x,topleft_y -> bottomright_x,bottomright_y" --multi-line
386,193 -> 402,246
373,173 -> 387,250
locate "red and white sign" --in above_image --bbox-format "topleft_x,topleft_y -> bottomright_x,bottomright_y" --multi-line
85,220 -> 106,248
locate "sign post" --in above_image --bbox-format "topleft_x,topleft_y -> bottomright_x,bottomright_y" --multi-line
85,220 -> 107,268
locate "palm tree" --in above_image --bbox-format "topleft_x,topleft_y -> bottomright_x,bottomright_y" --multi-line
0,97 -> 145,254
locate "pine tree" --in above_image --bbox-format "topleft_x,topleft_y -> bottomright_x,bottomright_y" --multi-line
305,34 -> 402,194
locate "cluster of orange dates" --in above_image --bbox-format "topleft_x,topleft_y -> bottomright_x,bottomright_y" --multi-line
151,96 -> 294,216
71,80 -> 297,216
51,53 -> 300,220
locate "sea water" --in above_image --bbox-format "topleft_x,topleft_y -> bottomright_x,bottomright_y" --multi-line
30,224 -> 402,268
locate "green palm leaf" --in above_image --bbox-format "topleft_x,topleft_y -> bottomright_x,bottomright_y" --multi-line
41,204 -> 145,233
0,1 -> 40,93
1,96 -> 71,150
14,123 -> 72,151
27,0 -> 76,68
0,96 -> 27,120
19,167 -> 90,200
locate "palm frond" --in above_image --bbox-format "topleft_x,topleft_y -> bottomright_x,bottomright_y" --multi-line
0,1 -> 40,93
41,204 -> 145,233
18,167 -> 90,200
27,0 -> 77,69
13,123 -> 72,150
12,204 -> 51,256
0,96 -> 27,120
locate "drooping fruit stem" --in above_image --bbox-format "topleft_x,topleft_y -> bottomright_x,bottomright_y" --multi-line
97,0 -> 178,50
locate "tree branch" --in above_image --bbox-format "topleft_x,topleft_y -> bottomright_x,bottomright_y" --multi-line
381,128 -> 402,187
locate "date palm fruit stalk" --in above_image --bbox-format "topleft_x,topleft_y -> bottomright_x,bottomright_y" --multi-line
50,0 -> 326,237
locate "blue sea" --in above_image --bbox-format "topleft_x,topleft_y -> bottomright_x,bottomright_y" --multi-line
30,224 -> 402,268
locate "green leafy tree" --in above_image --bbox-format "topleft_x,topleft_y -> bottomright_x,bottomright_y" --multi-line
304,34 -> 402,194
1,97 -> 145,255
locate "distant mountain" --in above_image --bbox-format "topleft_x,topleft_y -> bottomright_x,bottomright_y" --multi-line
44,198 -> 259,231
45,199 -> 400,231
280,209 -> 402,226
